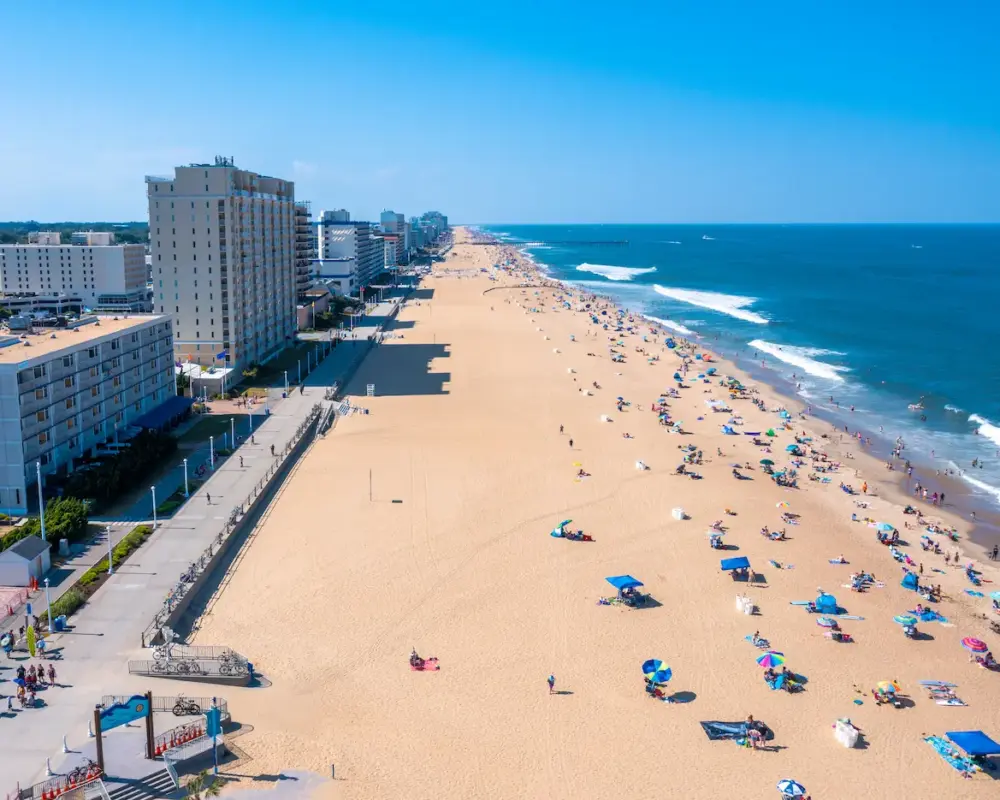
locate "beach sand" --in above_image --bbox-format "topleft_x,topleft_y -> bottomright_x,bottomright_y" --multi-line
193,229 -> 999,799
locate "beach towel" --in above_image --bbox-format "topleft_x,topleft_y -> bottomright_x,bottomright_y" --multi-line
411,658 -> 440,672
924,736 -> 980,777
935,698 -> 967,706
832,615 -> 865,621
965,590 -> 984,597
829,559 -> 849,565
789,601 -> 811,606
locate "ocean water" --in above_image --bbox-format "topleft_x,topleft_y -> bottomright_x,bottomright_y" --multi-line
481,224 -> 1000,506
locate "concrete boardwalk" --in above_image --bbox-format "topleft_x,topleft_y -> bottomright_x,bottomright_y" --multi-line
0,295 -> 404,793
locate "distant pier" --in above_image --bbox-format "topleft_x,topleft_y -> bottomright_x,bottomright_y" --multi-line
468,240 -> 629,247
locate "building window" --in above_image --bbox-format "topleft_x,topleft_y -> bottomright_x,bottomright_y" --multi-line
62,356 -> 73,367
67,417 -> 75,429
90,366 -> 98,377
64,376 -> 74,388
34,387 -> 46,400
36,410 -> 47,423
65,397 -> 75,409
38,431 -> 48,445
91,386 -> 99,397
33,365 -> 45,379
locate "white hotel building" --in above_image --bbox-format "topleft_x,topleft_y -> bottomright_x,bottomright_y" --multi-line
314,211 -> 384,296
0,233 -> 149,312
146,158 -> 297,371
0,315 -> 175,513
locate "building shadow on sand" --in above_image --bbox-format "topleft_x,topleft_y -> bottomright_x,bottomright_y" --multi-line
349,342 -> 451,397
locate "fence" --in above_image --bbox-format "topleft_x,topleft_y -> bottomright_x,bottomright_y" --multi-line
140,406 -> 323,648
127,660 -> 250,683
100,695 -> 228,717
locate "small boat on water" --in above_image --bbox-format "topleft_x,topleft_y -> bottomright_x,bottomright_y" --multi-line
702,235 -> 715,241
908,403 -> 924,411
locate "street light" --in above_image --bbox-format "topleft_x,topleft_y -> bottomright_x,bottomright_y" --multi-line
44,577 -> 52,633
230,417 -> 235,449
284,371 -> 289,394
36,462 -> 46,543
210,436 -> 215,470
151,486 -> 157,529
107,526 -> 113,575
183,458 -> 189,498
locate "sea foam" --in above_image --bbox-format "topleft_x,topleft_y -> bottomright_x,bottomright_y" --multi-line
969,414 -> 1000,447
576,263 -> 657,281
644,316 -> 694,336
749,340 -> 849,382
654,285 -> 769,324
961,473 -> 1000,503
944,404 -> 964,413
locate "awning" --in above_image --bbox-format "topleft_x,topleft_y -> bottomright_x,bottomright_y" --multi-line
720,557 -> 751,571
606,575 -> 644,591
946,731 -> 1000,756
131,396 -> 195,431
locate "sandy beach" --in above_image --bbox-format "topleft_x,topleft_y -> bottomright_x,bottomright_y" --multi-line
193,228 -> 1000,800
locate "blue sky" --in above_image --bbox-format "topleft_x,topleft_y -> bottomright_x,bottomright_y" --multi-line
0,1 -> 997,223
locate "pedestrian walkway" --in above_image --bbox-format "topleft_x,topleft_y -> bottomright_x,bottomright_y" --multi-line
0,293 -> 407,793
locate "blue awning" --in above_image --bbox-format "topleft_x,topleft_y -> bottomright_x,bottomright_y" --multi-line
131,396 -> 195,431
606,575 -> 644,590
946,730 -> 1000,756
720,557 -> 751,571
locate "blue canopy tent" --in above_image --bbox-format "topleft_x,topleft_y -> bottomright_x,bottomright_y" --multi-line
815,593 -> 839,614
946,730 -> 1000,757
901,572 -> 920,591
606,574 -> 645,600
720,556 -> 751,581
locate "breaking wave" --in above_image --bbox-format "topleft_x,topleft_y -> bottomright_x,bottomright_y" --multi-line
749,340 -> 849,382
653,285 -> 769,324
576,263 -> 657,281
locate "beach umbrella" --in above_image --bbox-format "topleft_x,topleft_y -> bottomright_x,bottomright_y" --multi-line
557,519 -> 572,529
894,615 -> 918,626
990,591 -> 1000,601
876,680 -> 900,693
876,522 -> 894,533
816,617 -> 838,628
759,459 -> 775,466
961,637 -> 988,653
12,677 -> 25,687
776,502 -> 790,509
776,780 -> 806,798
705,530 -> 725,538
642,659 -> 672,684
756,651 -> 786,668
785,444 -> 799,453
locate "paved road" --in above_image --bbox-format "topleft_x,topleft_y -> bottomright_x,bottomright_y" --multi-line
0,294 -> 405,792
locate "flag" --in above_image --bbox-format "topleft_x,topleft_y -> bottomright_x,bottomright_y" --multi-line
216,350 -> 228,360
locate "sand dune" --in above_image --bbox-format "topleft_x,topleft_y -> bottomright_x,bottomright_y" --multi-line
195,230 -> 999,800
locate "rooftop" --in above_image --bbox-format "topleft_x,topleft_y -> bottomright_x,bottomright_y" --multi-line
0,314 -> 168,365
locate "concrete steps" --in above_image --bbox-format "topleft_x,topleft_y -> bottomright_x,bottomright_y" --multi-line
106,769 -> 176,800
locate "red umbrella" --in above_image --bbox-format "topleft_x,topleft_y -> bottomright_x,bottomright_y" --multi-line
961,637 -> 988,653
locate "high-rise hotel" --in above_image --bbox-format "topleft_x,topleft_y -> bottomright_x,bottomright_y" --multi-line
146,157 -> 297,370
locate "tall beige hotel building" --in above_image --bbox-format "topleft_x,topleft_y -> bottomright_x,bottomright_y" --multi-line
146,157 -> 297,371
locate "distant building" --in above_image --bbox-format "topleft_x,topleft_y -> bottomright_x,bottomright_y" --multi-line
315,211 -> 384,296
0,314 -> 175,513
146,157 -> 297,371
325,209 -> 350,223
27,232 -> 61,246
380,210 -> 409,264
0,293 -> 85,317
0,237 -> 150,313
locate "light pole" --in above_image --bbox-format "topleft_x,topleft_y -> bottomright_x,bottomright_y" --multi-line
183,458 -> 189,497
210,436 -> 215,470
44,577 -> 52,633
230,417 -> 235,449
151,486 -> 157,528
36,462 -> 46,543
298,360 -> 302,385
249,406 -> 254,434
284,371 -> 289,394
107,526 -> 113,575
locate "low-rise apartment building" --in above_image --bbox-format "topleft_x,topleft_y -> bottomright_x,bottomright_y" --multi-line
0,314 -> 175,513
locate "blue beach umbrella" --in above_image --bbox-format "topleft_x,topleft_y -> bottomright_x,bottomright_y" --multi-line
991,591 -> 1000,601
876,523 -> 894,533
893,614 -> 918,626
785,444 -> 799,453
642,659 -> 672,684
776,779 -> 806,798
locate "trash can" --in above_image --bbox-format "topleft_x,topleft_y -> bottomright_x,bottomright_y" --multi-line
53,615 -> 67,632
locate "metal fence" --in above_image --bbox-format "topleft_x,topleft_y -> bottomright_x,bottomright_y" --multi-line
127,659 -> 249,680
100,695 -> 228,716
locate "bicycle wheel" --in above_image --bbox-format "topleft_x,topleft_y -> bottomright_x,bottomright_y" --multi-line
219,664 -> 232,675
173,702 -> 186,716
188,702 -> 202,715
151,661 -> 168,673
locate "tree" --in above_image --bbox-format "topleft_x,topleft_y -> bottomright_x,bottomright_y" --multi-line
183,770 -> 222,799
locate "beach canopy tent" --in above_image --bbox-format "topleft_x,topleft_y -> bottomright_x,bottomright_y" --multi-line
720,557 -> 751,572
946,731 -> 1000,756
901,572 -> 920,591
815,593 -> 839,614
606,575 -> 644,593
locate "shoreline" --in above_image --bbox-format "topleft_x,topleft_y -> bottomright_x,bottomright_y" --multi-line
495,237 -> 1000,565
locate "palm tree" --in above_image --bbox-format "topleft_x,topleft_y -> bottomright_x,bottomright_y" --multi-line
183,770 -> 222,799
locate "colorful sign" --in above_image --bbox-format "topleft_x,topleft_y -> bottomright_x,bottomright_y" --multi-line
26,625 -> 36,657
100,695 -> 149,731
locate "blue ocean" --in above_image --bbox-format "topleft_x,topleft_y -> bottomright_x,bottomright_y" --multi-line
481,224 -> 1000,507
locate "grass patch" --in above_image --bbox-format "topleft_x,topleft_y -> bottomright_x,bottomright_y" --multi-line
176,414 -> 249,445
42,524 -> 153,624
155,480 -> 203,515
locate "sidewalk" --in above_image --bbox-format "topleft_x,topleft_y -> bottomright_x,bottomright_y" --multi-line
0,293 -> 406,792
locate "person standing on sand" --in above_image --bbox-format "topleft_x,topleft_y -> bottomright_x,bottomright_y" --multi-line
568,439 -> 574,449
991,545 -> 998,561
547,675 -> 555,694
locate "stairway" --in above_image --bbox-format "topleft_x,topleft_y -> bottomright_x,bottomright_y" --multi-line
106,769 -> 177,800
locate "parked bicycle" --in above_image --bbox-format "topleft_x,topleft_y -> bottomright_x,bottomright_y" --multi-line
172,695 -> 202,716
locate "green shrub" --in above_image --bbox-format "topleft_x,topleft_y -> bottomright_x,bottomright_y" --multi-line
156,499 -> 182,515
62,431 -> 177,508
44,588 -> 86,622
77,525 -> 153,587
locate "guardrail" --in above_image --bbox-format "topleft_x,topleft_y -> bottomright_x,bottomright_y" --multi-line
127,660 -> 250,683
140,406 -> 322,648
100,695 -> 228,717
150,644 -> 245,661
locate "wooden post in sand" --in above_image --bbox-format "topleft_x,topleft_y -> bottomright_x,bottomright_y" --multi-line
369,469 -> 373,502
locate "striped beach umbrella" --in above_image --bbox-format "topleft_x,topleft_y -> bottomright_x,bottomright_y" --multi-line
876,680 -> 900,693
776,501 -> 790,509
893,615 -> 918,626
756,651 -> 786,668
776,779 -> 806,797
816,616 -> 838,628
642,659 -> 672,684
961,637 -> 988,653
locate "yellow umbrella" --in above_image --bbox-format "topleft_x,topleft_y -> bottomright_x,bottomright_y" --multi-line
876,680 -> 900,693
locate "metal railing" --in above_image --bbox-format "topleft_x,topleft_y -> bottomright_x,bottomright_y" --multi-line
100,695 -> 228,716
128,659 -> 249,679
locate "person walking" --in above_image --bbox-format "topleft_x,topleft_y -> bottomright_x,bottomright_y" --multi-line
559,425 -> 564,434
547,674 -> 556,695
206,493 -> 212,505
568,439 -> 574,449
991,544 -> 998,561
47,663 -> 56,686
239,456 -> 244,468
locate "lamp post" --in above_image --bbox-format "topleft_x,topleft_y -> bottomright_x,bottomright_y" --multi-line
298,360 -> 302,385
36,462 -> 46,543
183,458 -> 189,497
151,486 -> 157,529
284,371 -> 289,394
44,577 -> 52,633
107,526 -> 113,575
210,436 -> 215,470
230,417 -> 235,449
